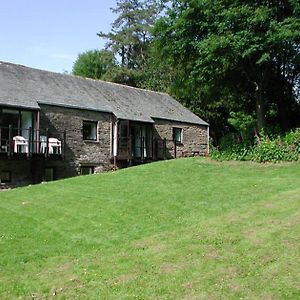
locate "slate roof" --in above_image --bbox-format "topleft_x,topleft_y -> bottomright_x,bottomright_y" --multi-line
0,61 -> 208,126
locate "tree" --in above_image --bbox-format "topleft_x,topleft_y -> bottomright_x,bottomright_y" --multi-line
72,49 -> 116,79
153,0 -> 300,131
102,66 -> 143,87
138,49 -> 174,93
72,1 -> 169,87
98,0 -> 168,70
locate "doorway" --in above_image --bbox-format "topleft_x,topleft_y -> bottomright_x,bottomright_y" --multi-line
131,123 -> 152,159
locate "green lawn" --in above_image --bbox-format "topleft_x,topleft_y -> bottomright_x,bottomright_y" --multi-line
1,158 -> 300,299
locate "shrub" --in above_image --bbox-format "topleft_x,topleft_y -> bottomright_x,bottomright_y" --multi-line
210,129 -> 300,163
251,135 -> 286,162
283,129 -> 300,152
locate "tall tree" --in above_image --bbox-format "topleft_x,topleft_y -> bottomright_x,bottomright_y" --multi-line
153,0 -> 300,131
98,0 -> 167,69
72,1 -> 168,87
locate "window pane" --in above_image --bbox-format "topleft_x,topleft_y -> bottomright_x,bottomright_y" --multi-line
173,128 -> 182,143
81,166 -> 94,175
0,110 -> 19,138
44,168 -> 55,181
21,111 -> 33,139
1,171 -> 12,183
83,121 -> 97,140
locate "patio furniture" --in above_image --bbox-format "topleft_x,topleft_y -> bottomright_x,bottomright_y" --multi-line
40,136 -> 47,153
48,138 -> 62,154
13,136 -> 29,153
40,136 -> 62,154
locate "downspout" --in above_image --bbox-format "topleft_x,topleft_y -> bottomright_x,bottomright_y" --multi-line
113,119 -> 119,170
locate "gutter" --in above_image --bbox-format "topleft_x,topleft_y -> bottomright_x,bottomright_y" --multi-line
37,101 -> 113,115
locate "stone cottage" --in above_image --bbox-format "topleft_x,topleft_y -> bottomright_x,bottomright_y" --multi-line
0,61 -> 209,187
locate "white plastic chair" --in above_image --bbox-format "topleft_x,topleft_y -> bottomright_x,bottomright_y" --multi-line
13,136 -> 29,153
48,138 -> 62,154
40,136 -> 47,153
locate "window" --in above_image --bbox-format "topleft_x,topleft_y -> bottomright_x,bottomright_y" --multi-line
83,121 -> 97,141
0,171 -> 12,183
0,109 -> 19,140
0,108 -> 34,139
44,167 -> 55,181
81,166 -> 95,175
173,127 -> 182,143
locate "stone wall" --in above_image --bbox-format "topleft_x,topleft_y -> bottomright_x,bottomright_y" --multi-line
39,104 -> 113,177
0,101 -> 114,187
153,119 -> 208,158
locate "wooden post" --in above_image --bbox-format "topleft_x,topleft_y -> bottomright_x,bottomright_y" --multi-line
141,136 -> 144,161
8,125 -> 12,157
46,128 -> 49,158
36,129 -> 40,154
18,110 -> 21,136
28,127 -> 32,158
63,130 -> 66,160
163,138 -> 167,160
36,111 -> 40,153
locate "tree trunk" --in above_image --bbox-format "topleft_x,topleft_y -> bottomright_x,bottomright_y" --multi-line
121,46 -> 125,66
255,82 -> 265,130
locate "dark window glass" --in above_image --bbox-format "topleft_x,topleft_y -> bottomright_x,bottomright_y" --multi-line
173,127 -> 182,143
44,168 -> 55,181
81,166 -> 95,175
83,121 -> 97,141
0,171 -> 12,183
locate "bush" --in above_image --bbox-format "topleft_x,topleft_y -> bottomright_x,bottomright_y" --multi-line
210,144 -> 250,161
251,135 -> 287,163
210,129 -> 300,163
283,129 -> 300,152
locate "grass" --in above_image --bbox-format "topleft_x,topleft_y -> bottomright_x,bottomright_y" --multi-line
0,157 -> 300,299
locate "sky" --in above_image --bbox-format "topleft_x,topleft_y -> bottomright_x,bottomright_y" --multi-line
0,0 -> 117,73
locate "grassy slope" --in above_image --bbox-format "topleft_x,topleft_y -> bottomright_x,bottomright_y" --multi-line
0,158 -> 300,299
